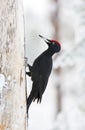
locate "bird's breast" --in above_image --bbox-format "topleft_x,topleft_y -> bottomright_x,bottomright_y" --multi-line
31,55 -> 52,82
39,57 -> 52,77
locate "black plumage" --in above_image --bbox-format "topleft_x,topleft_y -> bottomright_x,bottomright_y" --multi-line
26,35 -> 61,113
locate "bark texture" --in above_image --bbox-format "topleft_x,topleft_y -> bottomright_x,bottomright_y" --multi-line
0,0 -> 27,130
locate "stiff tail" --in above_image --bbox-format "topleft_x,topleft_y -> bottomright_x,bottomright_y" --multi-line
27,93 -> 33,114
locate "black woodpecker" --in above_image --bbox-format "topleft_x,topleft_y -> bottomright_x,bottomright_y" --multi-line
26,35 -> 61,113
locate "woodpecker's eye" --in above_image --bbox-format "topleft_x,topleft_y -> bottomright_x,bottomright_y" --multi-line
52,42 -> 55,45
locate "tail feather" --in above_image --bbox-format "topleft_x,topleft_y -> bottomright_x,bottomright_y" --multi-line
27,93 -> 33,112
27,78 -> 47,114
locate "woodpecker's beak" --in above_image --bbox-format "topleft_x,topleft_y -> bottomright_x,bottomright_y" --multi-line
39,35 -> 50,45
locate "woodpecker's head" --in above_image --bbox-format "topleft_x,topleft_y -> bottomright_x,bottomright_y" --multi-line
39,35 -> 61,52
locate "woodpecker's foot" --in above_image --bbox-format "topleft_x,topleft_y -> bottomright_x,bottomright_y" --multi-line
27,109 -> 29,118
26,72 -> 31,77
27,64 -> 32,71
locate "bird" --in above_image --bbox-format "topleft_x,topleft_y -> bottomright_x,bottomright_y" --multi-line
26,35 -> 61,113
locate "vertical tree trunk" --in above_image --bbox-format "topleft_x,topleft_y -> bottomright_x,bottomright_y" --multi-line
0,0 -> 27,130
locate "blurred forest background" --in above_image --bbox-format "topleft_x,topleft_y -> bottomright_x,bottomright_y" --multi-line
23,0 -> 85,130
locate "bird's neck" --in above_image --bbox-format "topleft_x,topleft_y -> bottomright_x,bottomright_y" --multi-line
45,47 -> 55,57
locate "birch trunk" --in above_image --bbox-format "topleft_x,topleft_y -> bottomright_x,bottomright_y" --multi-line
0,0 -> 27,130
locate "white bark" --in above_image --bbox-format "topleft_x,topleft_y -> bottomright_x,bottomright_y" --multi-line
0,0 -> 27,130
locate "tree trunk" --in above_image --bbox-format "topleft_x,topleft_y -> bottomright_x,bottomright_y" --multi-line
0,0 -> 27,130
